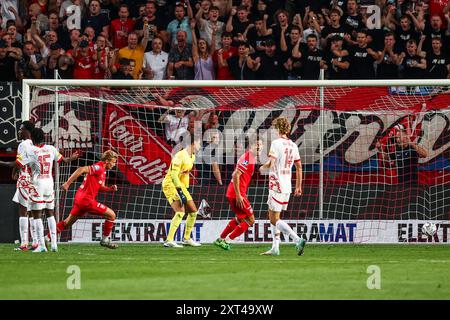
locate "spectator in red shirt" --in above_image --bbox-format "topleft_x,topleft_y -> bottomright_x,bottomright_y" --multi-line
69,39 -> 96,79
110,4 -> 135,50
213,32 -> 237,80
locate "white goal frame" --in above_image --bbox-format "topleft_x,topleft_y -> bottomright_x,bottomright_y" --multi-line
21,79 -> 450,243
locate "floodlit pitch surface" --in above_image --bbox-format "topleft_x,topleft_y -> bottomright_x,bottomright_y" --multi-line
0,244 -> 449,299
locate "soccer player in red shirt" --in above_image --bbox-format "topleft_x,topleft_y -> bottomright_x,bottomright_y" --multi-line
214,137 -> 263,250
52,150 -> 119,249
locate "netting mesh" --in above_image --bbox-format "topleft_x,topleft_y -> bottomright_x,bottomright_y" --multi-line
27,84 -> 450,243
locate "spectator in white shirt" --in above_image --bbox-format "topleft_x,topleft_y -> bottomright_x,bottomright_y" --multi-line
158,109 -> 189,146
143,36 -> 168,80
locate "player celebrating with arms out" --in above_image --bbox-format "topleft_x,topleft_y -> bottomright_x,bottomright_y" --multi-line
214,136 -> 263,250
260,117 -> 306,256
163,137 -> 202,248
53,150 -> 119,249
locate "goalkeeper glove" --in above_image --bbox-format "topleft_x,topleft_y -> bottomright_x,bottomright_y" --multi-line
176,187 -> 188,205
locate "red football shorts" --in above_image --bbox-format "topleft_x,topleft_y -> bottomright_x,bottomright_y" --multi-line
69,198 -> 108,217
227,196 -> 253,220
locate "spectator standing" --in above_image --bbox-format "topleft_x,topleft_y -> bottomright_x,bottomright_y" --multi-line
167,30 -> 194,80
0,39 -> 20,81
44,42 -> 63,78
118,28 -> 149,79
82,0 -> 110,38
134,1 -> 167,46
325,35 -> 350,80
69,39 -> 96,79
376,32 -> 401,79
246,13 -> 273,53
191,19 -> 215,80
423,37 -> 450,79
158,109 -> 189,146
197,6 -> 225,49
110,4 -> 135,50
143,36 -> 168,80
299,34 -> 326,80
17,41 -> 45,79
226,41 -> 257,79
395,15 -> 420,54
399,39 -> 427,79
349,30 -> 381,79
253,38 -> 286,79
226,6 -> 252,43
166,2 -> 193,46
213,32 -> 237,80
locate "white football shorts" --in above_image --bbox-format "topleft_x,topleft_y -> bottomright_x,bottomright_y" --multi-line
267,190 -> 290,212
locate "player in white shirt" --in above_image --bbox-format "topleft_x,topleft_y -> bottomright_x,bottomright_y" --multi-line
15,128 -> 79,252
259,117 -> 306,256
0,121 -> 38,250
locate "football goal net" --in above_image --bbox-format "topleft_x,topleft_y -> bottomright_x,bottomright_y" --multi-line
21,79 -> 450,244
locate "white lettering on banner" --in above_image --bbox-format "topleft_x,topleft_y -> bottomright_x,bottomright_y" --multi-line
70,220 -> 450,244
109,112 -> 143,152
218,109 -> 450,165
129,156 -> 166,181
106,108 -> 170,184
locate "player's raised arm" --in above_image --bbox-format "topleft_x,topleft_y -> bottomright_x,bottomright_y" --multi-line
62,166 -> 90,191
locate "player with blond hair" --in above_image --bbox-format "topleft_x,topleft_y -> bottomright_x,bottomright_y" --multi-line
260,117 -> 306,256
52,150 -> 119,249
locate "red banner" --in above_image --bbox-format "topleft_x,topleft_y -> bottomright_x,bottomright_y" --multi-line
103,105 -> 172,185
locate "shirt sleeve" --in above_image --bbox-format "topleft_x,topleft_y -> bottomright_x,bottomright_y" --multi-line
237,153 -> 250,174
268,141 -> 278,159
52,146 -> 64,163
16,143 -> 31,168
89,163 -> 103,176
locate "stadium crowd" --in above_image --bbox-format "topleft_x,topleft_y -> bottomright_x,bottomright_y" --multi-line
0,0 -> 450,82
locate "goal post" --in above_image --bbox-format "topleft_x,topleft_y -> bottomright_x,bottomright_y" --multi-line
21,79 -> 450,244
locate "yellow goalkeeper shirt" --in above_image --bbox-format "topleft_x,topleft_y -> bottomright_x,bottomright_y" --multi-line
163,148 -> 195,189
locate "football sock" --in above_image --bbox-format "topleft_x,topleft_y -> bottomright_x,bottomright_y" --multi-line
19,217 -> 29,246
184,212 -> 197,240
271,224 -> 280,252
47,216 -> 57,247
227,220 -> 250,241
103,220 -> 115,238
29,217 -> 37,246
35,218 -> 45,248
220,218 -> 238,239
167,212 -> 185,242
276,220 -> 300,242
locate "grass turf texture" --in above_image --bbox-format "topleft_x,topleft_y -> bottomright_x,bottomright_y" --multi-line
0,243 -> 449,299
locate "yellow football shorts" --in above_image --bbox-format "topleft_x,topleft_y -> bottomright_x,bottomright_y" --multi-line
162,181 -> 193,205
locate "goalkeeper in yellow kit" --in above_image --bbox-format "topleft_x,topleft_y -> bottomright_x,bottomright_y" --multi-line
163,138 -> 202,247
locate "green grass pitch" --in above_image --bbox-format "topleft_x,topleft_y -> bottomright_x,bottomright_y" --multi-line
0,243 -> 449,299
